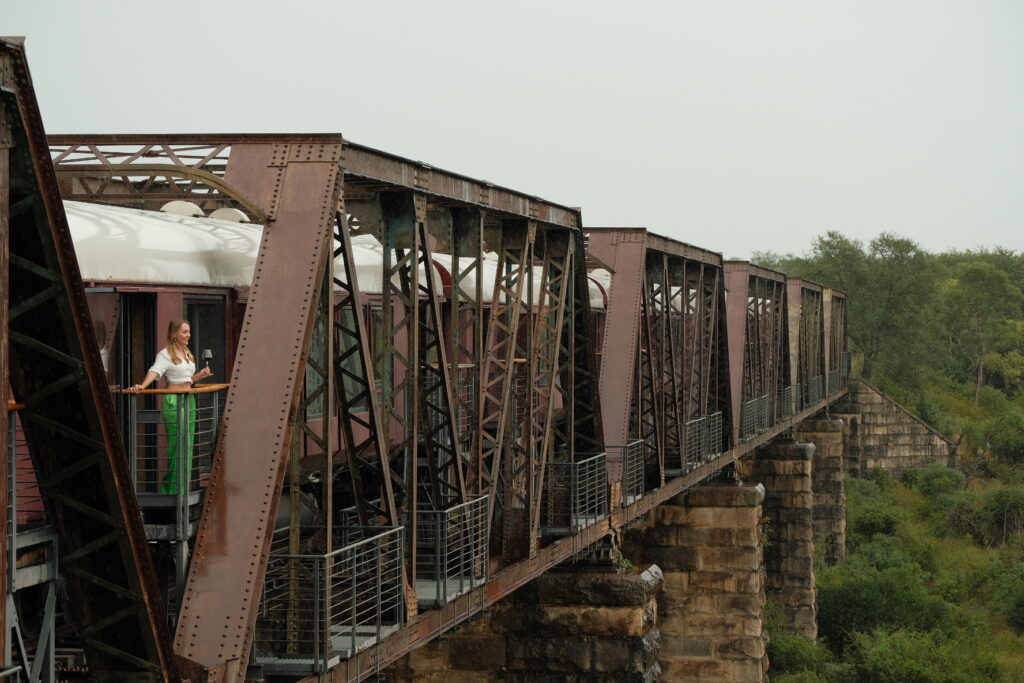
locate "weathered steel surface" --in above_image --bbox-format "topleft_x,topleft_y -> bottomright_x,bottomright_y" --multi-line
296,385 -> 845,683
586,229 -> 646,454
2,39 -> 177,681
174,140 -> 343,678
0,57 -> 10,665
342,143 -> 580,228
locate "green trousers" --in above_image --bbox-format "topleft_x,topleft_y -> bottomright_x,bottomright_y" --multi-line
161,393 -> 196,494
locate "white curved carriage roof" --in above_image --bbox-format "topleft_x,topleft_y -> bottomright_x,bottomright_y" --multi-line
64,201 -> 607,308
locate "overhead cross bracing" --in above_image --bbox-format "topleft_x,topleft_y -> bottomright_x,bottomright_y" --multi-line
3,38 -> 849,683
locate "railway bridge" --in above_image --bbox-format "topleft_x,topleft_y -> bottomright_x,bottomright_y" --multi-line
0,39 -> 885,682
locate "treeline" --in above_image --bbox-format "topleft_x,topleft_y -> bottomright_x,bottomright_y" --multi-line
770,466 -> 1024,682
753,232 -> 1024,469
753,233 -> 1024,681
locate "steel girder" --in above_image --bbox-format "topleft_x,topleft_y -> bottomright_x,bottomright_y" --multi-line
786,278 -> 826,405
725,262 -> 789,445
825,289 -> 848,375
2,40 -> 177,681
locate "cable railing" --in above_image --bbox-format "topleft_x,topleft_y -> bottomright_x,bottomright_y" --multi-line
616,440 -> 645,505
806,375 -> 823,406
415,495 -> 488,608
120,383 -> 228,503
827,368 -> 841,396
757,394 -> 771,432
779,385 -> 796,419
541,453 -> 608,536
685,417 -> 707,470
741,398 -> 759,441
255,525 -> 405,675
706,411 -> 723,458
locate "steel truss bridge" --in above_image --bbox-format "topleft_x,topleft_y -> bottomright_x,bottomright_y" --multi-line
0,39 -> 848,682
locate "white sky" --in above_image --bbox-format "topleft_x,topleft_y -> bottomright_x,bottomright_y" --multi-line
8,1 -> 1024,259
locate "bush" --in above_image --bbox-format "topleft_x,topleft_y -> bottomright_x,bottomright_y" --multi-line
846,628 -> 1000,683
918,464 -> 967,498
849,504 -> 907,542
977,487 -> 1024,546
817,561 -> 950,652
856,535 -> 916,570
1007,591 -> 1024,631
773,673 -> 830,683
950,486 -> 1024,546
769,630 -> 833,674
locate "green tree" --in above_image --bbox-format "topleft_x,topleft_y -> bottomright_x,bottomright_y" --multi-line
756,231 -> 940,382
939,262 -> 1024,404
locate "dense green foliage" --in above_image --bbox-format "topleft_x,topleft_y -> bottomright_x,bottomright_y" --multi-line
753,233 -> 1024,466
769,469 -> 1024,682
757,233 -> 1024,681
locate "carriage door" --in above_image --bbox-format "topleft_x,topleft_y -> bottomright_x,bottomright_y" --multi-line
185,296 -> 226,382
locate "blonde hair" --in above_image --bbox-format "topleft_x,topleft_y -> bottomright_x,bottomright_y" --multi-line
166,319 -> 194,365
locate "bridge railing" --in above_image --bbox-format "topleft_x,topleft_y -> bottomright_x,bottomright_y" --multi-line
541,453 -> 608,535
779,385 -> 795,419
415,495 -> 488,608
806,375 -> 823,406
121,384 -> 228,501
684,417 -> 706,471
255,525 -> 405,675
706,411 -> 723,458
827,369 -> 841,396
610,440 -> 645,506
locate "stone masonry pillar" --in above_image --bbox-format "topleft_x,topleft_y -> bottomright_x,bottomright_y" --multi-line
738,441 -> 817,640
625,481 -> 768,682
795,418 -> 847,565
384,563 -> 663,682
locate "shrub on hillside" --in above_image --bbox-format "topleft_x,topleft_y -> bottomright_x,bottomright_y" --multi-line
817,561 -> 950,652
846,628 -> 1000,683
949,486 -> 1024,546
917,463 -> 967,498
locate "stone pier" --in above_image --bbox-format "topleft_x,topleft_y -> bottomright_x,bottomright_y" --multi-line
625,481 -> 768,682
795,418 -> 847,565
384,564 -> 663,682
834,379 -> 954,476
738,441 -> 817,639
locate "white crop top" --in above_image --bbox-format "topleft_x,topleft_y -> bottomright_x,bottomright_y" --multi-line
148,348 -> 196,385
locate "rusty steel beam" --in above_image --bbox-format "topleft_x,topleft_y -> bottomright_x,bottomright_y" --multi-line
173,139 -> 344,680
299,384 -> 849,683
2,39 -> 178,681
341,143 -> 580,228
585,229 -> 646,453
332,211 -> 399,528
477,221 -> 535,548
527,229 -> 574,552
725,262 -> 789,445
563,226 -> 603,459
0,46 -> 11,669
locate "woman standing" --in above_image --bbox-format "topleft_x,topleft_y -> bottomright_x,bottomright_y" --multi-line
129,320 -> 212,493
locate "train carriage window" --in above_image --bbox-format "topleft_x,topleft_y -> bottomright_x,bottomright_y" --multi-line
84,290 -> 121,386
185,296 -> 227,384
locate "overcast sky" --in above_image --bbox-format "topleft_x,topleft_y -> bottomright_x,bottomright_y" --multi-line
9,1 -> 1024,258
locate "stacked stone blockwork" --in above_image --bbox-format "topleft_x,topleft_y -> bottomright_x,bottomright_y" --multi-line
794,419 -> 846,565
738,442 -> 817,639
384,564 -> 663,682
834,379 -> 953,477
625,482 -> 768,682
